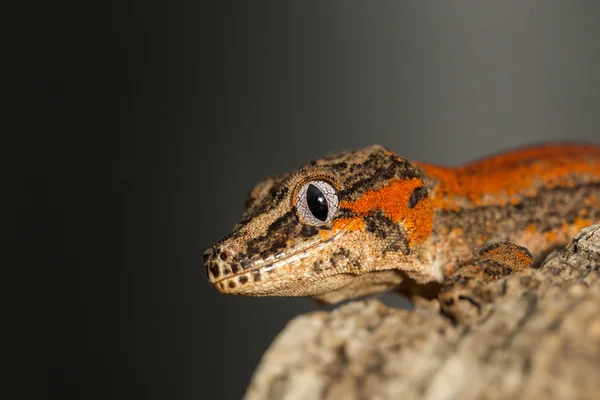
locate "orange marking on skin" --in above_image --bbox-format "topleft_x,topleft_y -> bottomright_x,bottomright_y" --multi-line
544,231 -> 557,242
450,227 -> 464,236
416,144 -> 600,210
537,217 -> 592,246
476,234 -> 491,246
444,264 -> 456,277
509,197 -> 520,205
517,250 -> 532,266
340,178 -> 434,245
585,193 -> 598,206
573,216 -> 592,231
483,246 -> 531,266
476,244 -> 533,273
320,217 -> 365,241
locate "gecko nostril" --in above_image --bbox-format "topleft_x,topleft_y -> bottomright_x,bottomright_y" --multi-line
203,253 -> 210,264
219,252 -> 228,261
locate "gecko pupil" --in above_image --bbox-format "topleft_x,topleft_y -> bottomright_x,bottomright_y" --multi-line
306,184 -> 328,221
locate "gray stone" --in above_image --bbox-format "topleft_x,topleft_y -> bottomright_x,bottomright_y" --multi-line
245,225 -> 600,400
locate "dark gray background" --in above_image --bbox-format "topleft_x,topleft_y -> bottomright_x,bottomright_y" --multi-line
9,2 -> 600,399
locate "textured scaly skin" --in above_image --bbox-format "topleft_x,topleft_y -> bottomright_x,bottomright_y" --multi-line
204,143 -> 600,303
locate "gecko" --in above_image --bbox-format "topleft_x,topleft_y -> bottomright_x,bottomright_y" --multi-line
204,143 -> 600,304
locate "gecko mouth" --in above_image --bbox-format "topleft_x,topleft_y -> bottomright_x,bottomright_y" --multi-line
209,229 -> 346,287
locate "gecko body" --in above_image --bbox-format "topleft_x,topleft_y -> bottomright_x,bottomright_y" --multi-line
204,144 -> 600,303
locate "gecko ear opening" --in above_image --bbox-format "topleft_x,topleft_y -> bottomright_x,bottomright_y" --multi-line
408,186 -> 428,209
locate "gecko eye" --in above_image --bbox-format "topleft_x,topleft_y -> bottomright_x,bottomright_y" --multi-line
295,180 -> 339,225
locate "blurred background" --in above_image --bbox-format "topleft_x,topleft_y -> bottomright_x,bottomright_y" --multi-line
8,2 -> 600,399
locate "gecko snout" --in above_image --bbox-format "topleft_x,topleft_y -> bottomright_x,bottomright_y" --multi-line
203,242 -> 250,290
204,247 -> 229,282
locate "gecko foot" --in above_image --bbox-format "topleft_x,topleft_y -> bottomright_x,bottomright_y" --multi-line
439,242 -> 533,324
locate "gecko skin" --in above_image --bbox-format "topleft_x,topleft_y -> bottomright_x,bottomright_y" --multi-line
204,143 -> 600,303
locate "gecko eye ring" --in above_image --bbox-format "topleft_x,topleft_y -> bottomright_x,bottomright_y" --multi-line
294,180 -> 339,225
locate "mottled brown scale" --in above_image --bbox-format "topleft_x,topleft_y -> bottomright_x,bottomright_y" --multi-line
204,143 -> 600,303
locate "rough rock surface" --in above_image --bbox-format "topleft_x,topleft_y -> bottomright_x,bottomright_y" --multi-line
244,225 -> 600,400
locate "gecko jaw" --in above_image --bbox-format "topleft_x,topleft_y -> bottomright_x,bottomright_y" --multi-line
208,230 -> 346,296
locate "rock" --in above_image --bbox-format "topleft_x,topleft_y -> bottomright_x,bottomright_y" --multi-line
244,225 -> 600,400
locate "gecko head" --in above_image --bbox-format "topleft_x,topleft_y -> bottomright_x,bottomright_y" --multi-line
204,145 -> 434,300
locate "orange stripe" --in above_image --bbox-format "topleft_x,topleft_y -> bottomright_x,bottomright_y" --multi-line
339,178 -> 434,245
416,144 -> 600,210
